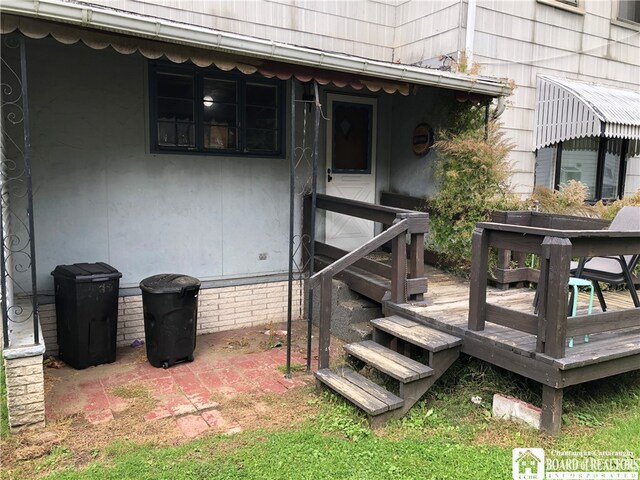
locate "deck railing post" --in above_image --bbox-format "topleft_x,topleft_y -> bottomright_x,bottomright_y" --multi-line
468,227 -> 489,331
495,249 -> 511,290
541,236 -> 572,358
391,225 -> 407,304
318,273 -> 332,370
408,232 -> 425,302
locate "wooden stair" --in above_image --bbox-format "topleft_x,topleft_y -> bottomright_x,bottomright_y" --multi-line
315,315 -> 461,427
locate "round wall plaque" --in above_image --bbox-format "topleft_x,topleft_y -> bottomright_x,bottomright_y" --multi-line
412,123 -> 434,156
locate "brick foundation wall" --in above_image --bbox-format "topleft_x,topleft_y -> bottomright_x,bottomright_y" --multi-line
40,280 -> 303,354
4,354 -> 46,431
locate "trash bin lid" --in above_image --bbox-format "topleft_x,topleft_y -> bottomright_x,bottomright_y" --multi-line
139,274 -> 201,294
51,262 -> 122,282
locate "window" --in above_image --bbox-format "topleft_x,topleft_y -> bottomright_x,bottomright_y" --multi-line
149,63 -> 284,156
536,136 -> 632,201
618,0 -> 640,24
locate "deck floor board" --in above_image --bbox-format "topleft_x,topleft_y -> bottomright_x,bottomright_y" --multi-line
392,265 -> 639,371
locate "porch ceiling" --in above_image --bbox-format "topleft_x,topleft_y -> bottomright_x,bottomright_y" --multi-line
0,0 -> 512,98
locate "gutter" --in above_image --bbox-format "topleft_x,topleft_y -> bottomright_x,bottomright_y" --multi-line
0,0 -> 512,97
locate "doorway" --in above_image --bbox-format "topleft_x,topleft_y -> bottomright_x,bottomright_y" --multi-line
325,94 -> 377,251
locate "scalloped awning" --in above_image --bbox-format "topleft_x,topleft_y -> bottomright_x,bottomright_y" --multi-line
0,13 -> 410,95
535,76 -> 640,150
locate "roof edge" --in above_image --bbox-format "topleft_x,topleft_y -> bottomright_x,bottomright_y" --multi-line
0,0 -> 512,97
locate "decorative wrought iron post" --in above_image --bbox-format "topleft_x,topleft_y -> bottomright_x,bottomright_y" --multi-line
0,34 -> 39,348
284,79 -> 322,374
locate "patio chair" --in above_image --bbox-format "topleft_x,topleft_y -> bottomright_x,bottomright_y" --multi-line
571,206 -> 640,312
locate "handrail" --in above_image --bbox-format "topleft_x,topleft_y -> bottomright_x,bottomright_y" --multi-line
315,193 -> 417,225
305,194 -> 429,370
309,219 -> 408,289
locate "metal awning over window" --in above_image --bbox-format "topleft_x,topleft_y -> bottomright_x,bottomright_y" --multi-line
535,75 -> 640,150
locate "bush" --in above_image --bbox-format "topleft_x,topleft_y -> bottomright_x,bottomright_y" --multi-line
525,181 -> 640,219
428,120 -> 518,272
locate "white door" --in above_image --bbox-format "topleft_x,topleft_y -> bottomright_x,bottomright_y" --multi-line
325,94 -> 377,251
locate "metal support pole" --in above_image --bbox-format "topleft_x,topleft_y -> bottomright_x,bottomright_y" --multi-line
285,80 -> 296,378
306,81 -> 320,372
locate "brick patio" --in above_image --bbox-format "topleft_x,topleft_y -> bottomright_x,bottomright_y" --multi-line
44,322 -> 316,439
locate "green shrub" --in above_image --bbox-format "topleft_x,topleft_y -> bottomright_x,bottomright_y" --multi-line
428,120 -> 518,272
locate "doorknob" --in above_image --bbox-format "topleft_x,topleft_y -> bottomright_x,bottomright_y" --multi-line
327,168 -> 333,183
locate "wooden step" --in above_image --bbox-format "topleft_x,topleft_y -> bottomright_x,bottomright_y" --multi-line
344,340 -> 434,382
315,367 -> 404,416
371,315 -> 462,352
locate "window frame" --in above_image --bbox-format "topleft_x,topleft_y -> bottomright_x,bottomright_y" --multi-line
149,62 -> 285,157
612,0 -> 640,30
549,137 -> 629,201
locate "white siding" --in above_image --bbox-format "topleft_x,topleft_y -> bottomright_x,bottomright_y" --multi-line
470,0 -> 640,195
85,0 -> 396,61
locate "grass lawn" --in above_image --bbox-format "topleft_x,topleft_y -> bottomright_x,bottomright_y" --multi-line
3,356 -> 640,480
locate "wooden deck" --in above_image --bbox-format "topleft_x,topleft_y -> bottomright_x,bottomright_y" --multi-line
384,265 -> 640,386
306,194 -> 639,433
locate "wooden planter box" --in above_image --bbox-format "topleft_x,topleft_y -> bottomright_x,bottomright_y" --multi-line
490,210 -> 610,230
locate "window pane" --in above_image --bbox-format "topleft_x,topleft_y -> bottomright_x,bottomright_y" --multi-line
157,121 -> 195,147
246,129 -> 277,152
246,106 -> 277,129
618,0 -> 640,23
157,73 -> 194,99
602,138 -> 622,200
203,78 -> 236,103
246,84 -> 277,107
204,104 -> 237,125
559,138 -> 598,199
155,72 -> 195,148
203,79 -> 238,150
332,102 -> 372,172
205,126 -> 237,150
158,98 -> 194,121
535,146 -> 556,189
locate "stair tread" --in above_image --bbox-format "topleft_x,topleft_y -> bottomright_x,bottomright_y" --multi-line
337,367 -> 404,410
372,315 -> 463,352
315,368 -> 402,416
344,340 -> 434,382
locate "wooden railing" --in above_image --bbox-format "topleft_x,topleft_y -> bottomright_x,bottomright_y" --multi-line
490,211 -> 610,289
468,220 -> 640,359
305,194 -> 429,369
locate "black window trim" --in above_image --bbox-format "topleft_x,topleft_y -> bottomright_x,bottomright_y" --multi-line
551,136 -> 629,201
149,61 -> 285,158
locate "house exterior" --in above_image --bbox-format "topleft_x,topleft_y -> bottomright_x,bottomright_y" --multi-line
0,0 -> 511,430
391,0 -> 640,200
1,0 -> 637,432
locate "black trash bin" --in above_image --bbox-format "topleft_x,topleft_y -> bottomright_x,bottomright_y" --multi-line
52,262 -> 122,370
140,274 -> 200,369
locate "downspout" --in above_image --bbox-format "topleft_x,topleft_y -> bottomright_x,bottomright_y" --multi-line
465,0 -> 477,68
457,0 -> 464,65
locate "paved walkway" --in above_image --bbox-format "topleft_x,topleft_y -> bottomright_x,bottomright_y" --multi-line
45,323 -> 316,439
